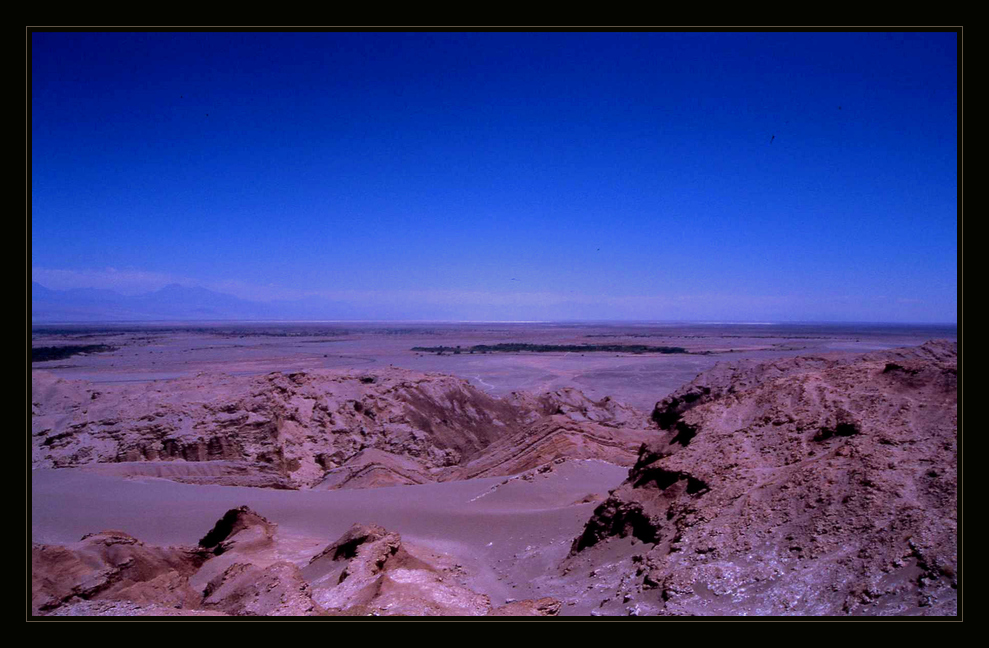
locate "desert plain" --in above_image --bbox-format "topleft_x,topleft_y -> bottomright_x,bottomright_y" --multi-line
29,322 -> 959,616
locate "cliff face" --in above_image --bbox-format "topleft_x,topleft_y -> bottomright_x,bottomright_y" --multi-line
31,368 -> 650,489
572,341 -> 958,615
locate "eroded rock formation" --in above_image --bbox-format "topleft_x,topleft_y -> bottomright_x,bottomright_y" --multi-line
32,508 -> 560,617
32,369 -> 650,489
571,341 -> 958,615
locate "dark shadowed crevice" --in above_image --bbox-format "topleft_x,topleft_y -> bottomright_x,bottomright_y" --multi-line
686,476 -> 710,495
650,387 -> 711,431
571,499 -> 660,553
883,362 -> 919,375
814,421 -> 859,442
632,467 -> 709,495
670,420 -> 698,446
331,537 -> 368,561
652,398 -> 682,429
197,506 -> 272,554
198,510 -> 242,552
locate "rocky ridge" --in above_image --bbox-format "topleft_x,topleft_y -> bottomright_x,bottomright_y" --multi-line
32,368 -> 650,489
32,507 -> 561,617
570,340 -> 959,615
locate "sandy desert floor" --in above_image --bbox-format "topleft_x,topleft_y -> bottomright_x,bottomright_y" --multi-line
32,459 -> 633,615
31,322 -> 956,411
30,322 -> 958,617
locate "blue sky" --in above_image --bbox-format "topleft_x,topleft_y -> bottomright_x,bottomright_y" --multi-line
31,31 -> 958,322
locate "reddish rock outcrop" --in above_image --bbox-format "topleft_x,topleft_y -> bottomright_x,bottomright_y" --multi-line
489,597 -> 562,616
33,508 -> 560,617
572,341 -> 958,616
31,531 -> 208,615
198,506 -> 277,555
201,561 -> 318,616
305,523 -> 489,615
32,368 -> 650,489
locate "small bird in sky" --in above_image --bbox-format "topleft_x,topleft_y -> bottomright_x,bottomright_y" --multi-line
770,135 -> 775,144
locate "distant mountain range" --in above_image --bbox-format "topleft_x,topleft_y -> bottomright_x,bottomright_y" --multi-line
32,281 -> 625,323
30,282 -> 379,322
35,282 -> 953,324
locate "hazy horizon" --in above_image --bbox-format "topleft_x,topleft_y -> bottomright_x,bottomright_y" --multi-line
32,32 -> 958,323
30,280 -> 959,326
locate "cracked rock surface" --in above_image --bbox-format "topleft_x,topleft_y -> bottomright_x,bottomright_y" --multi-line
570,341 -> 958,615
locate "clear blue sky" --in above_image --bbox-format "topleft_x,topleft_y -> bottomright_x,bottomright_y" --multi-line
31,31 -> 958,322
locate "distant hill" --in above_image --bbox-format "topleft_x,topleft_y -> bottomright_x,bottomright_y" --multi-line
30,282 -> 449,322
32,282 -> 280,322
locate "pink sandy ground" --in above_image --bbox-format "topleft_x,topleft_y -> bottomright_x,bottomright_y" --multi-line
32,459 -> 630,615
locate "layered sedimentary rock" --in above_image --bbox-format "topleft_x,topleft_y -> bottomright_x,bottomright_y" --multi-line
31,369 -> 650,489
572,341 -> 958,616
